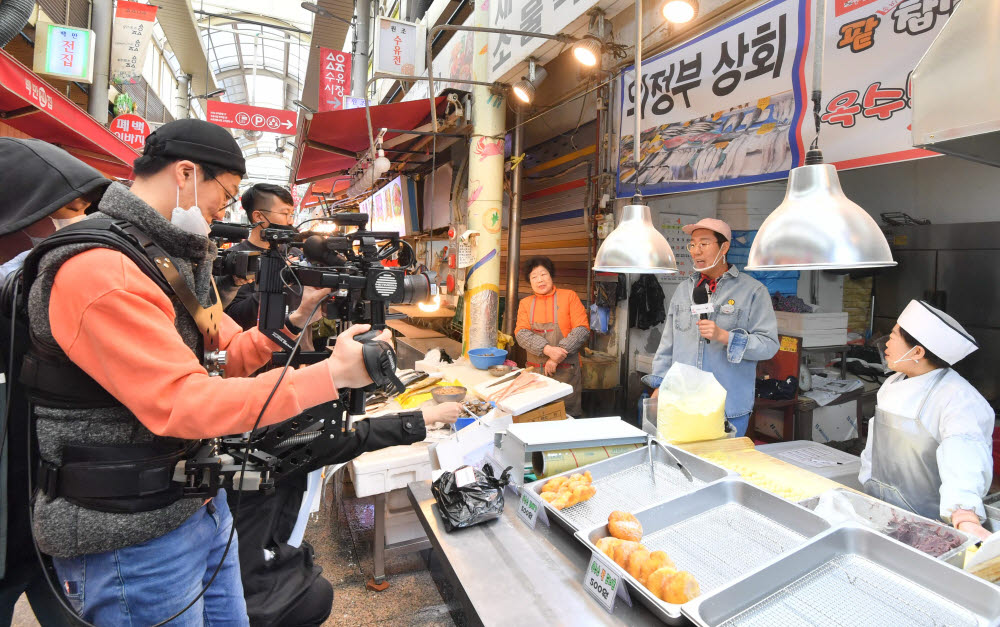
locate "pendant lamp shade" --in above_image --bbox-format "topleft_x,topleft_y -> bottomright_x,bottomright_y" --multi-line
593,204 -> 678,274
746,156 -> 896,271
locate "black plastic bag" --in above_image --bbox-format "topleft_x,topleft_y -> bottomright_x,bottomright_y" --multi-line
431,463 -> 512,532
755,375 -> 799,400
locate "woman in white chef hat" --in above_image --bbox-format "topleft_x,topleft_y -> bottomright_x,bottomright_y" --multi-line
859,300 -> 993,540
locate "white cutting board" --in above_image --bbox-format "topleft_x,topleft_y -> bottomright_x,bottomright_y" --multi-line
472,372 -> 573,416
506,417 -> 647,447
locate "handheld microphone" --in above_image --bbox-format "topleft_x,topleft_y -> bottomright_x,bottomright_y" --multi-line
692,282 -> 711,344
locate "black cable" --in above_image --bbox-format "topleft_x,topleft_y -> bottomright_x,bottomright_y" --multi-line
152,292 -> 326,626
0,278 -> 18,477
21,264 -> 328,626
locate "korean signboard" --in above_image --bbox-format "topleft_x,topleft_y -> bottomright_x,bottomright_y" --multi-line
358,176 -> 418,236
374,17 -> 421,77
343,96 -> 367,110
206,101 -> 297,135
817,0 -> 956,169
616,0 -> 813,198
402,14 -> 474,102
319,47 -> 352,112
488,0 -> 598,82
110,1 -> 157,84
33,23 -> 95,83
110,114 -> 151,150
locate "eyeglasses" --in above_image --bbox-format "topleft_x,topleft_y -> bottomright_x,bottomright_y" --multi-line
686,241 -> 717,252
260,208 -> 295,221
212,178 -> 240,210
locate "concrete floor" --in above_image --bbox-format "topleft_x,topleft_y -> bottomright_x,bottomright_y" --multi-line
12,477 -> 464,627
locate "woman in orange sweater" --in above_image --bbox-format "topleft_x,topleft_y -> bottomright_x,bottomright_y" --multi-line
514,256 -> 590,416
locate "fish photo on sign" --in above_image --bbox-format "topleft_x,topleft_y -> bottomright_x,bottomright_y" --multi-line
619,91 -> 796,190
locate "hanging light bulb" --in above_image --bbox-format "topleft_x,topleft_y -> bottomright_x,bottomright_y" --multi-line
745,150 -> 896,270
662,0 -> 698,23
510,58 -> 547,105
593,201 -> 678,273
373,149 -> 391,176
573,37 -> 602,67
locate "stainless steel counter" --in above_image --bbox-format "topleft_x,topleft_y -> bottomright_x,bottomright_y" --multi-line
407,480 -> 661,626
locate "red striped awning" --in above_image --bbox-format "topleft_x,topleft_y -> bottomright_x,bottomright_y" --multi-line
0,49 -> 139,178
291,96 -> 446,184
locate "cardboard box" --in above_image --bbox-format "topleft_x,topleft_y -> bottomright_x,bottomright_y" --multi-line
512,400 -> 567,424
753,408 -> 788,440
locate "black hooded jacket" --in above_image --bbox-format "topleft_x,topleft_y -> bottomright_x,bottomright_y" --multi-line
0,138 -> 109,263
0,139 -> 108,578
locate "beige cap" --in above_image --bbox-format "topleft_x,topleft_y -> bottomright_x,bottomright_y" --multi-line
682,218 -> 732,241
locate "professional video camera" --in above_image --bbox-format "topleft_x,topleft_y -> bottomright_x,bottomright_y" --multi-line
208,221 -> 261,281
182,213 -> 432,494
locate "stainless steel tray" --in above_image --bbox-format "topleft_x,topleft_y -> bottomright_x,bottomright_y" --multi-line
685,525 -> 1000,627
799,488 -> 976,567
525,443 -> 732,533
574,478 -> 831,625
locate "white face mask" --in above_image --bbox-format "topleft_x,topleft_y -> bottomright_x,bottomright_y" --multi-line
50,215 -> 86,230
171,166 -> 210,237
891,345 -> 920,368
693,247 -> 726,273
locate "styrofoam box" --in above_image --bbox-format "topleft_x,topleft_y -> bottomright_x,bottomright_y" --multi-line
775,311 -> 849,333
349,443 -> 433,498
798,331 -> 849,348
757,441 -> 862,491
808,402 -> 859,444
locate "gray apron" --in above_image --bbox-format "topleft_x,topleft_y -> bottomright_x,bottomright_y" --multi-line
524,294 -> 583,416
864,369 -> 949,520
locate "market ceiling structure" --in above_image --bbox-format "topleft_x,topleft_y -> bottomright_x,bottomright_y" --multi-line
195,0 -> 352,185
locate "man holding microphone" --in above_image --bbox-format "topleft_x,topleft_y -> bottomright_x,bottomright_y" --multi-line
642,218 -> 778,437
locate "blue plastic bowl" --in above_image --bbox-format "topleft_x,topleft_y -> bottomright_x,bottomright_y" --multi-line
455,417 -> 476,431
467,348 -> 507,370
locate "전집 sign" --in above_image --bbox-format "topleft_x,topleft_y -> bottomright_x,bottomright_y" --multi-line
34,23 -> 95,83
584,552 -> 631,613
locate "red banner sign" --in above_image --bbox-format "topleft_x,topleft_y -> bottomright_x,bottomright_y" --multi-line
205,100 -> 297,135
318,47 -> 352,112
110,113 -> 150,150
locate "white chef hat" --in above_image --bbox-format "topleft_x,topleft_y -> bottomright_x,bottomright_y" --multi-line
898,300 -> 978,365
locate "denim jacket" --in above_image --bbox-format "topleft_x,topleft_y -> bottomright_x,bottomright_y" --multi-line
641,266 -> 779,419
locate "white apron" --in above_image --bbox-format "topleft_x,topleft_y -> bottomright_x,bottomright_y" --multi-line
864,369 -> 949,520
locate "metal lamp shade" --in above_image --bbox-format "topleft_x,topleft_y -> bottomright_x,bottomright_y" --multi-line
593,204 -> 678,273
745,163 -> 896,271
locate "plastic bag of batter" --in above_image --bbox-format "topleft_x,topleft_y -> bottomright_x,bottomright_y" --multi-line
657,363 -> 727,443
432,463 -> 512,532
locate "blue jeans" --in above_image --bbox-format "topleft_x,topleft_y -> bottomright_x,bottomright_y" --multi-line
52,489 -> 248,627
730,413 -> 751,438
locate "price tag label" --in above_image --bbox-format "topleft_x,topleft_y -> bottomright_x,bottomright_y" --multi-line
454,465 -> 477,487
583,552 -> 632,613
690,302 -> 714,316
516,488 -> 542,528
